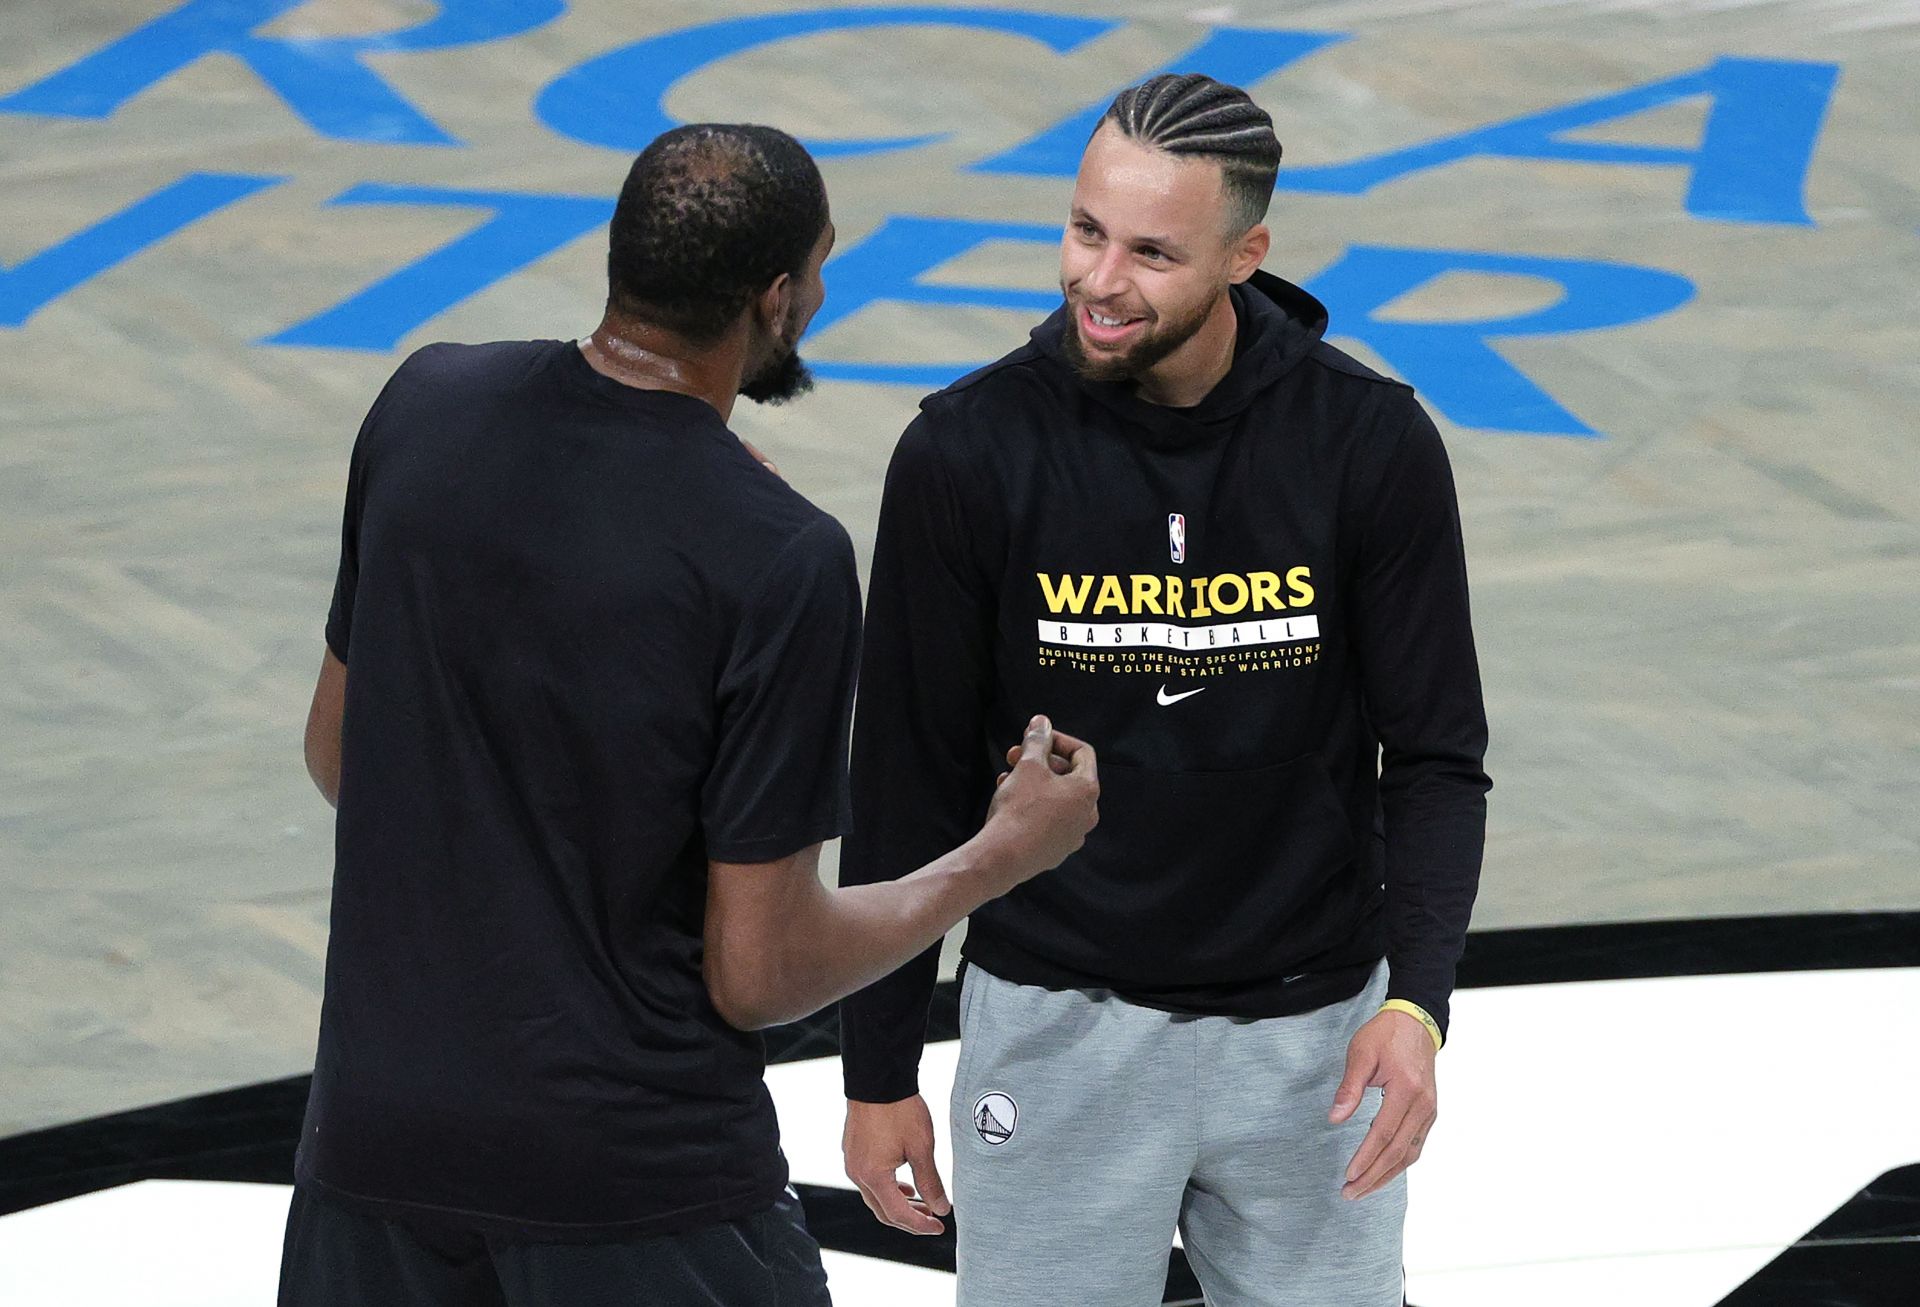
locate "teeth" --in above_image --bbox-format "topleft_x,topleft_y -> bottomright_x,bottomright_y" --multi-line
1090,312 -> 1129,327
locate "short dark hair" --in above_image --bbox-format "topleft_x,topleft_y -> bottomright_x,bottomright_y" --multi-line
1098,74 -> 1281,233
607,124 -> 829,344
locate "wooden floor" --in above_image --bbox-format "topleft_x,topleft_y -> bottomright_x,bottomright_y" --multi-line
1,0 -> 1915,1136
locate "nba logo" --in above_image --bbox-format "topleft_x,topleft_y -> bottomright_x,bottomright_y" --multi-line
1168,513 -> 1186,564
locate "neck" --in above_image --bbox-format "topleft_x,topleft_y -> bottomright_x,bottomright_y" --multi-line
1134,290 -> 1239,408
579,310 -> 745,422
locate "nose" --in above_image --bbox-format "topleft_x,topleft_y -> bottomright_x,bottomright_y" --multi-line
1079,244 -> 1132,306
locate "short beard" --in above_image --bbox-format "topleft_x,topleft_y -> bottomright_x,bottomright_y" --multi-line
1057,292 -> 1214,386
739,344 -> 814,405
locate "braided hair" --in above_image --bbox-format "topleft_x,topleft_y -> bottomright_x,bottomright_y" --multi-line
607,124 -> 828,344
1099,74 -> 1281,232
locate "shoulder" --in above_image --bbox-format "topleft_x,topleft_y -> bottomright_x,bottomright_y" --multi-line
929,338 -> 1049,400
727,470 -> 857,581
1300,339 -> 1419,410
1296,340 -> 1434,449
350,341 -> 561,474
776,506 -> 856,567
1283,343 -> 1452,504
917,340 -> 1061,427
677,473 -> 858,639
361,341 -> 555,429
738,510 -> 859,626
902,341 -> 1065,481
384,339 -> 553,393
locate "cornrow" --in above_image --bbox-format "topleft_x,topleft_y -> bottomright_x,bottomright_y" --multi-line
1101,74 -> 1282,231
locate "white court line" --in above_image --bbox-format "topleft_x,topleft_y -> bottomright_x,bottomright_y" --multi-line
769,968 -> 1920,1307
2,971 -> 1912,1307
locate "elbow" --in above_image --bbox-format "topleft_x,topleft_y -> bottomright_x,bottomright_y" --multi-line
304,649 -> 347,809
709,987 -> 775,1033
1380,747 -> 1489,797
705,960 -> 786,1032
703,859 -> 827,1030
303,732 -> 341,809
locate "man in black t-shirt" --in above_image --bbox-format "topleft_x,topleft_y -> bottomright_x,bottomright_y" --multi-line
281,124 -> 1099,1307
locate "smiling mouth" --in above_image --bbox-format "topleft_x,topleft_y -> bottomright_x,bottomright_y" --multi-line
1079,303 -> 1147,346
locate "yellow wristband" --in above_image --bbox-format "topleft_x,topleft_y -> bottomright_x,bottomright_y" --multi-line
1380,999 -> 1444,1052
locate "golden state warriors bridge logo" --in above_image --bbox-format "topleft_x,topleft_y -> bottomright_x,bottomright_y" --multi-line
973,1092 -> 1018,1146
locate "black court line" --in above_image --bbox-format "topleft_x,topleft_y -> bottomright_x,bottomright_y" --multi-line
1450,911 -> 1920,989
1714,1165 -> 1920,1306
2,911 -> 1916,1303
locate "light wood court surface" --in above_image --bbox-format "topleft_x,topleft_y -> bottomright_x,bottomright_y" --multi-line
1,0 -> 1915,1135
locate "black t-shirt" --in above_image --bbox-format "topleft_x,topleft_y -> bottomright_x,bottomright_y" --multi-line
295,339 -> 861,1241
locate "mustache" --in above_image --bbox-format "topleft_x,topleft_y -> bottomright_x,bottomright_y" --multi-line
1066,292 -> 1150,322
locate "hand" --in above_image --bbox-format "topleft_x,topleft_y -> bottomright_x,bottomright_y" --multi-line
1329,1009 -> 1438,1200
997,739 -> 1074,777
981,716 -> 1099,890
843,1095 -> 950,1235
739,437 -> 782,479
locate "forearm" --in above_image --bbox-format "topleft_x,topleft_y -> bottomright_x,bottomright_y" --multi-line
836,815 -> 966,1101
1381,764 -> 1488,1036
305,740 -> 341,808
828,411 -> 1002,1081
304,649 -> 346,808
839,945 -> 944,1102
728,833 -> 1010,1030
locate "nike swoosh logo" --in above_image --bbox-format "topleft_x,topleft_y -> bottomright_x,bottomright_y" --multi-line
1156,685 -> 1207,706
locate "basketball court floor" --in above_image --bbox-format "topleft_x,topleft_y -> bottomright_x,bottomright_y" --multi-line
1,0 -> 1916,1302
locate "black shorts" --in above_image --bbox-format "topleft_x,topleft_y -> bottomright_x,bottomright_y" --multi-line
278,1185 -> 833,1307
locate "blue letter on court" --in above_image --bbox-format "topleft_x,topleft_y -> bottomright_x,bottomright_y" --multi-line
804,216 -> 1062,389
1279,57 -> 1838,225
265,185 -> 613,351
0,0 -> 563,146
969,26 -> 1346,176
1306,246 -> 1695,436
1,172 -> 282,327
537,7 -> 1115,155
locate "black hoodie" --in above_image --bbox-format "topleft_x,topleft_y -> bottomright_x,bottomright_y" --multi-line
839,272 -> 1490,1103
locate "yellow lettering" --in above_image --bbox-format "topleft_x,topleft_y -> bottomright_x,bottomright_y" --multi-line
1287,566 -> 1315,607
1037,573 -> 1094,614
1190,577 -> 1212,619
1166,576 -> 1186,617
1210,573 -> 1248,615
1093,574 -> 1127,614
1249,571 -> 1283,612
1130,574 -> 1164,615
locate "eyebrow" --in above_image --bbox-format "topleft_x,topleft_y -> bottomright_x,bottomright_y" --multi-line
1071,208 -> 1186,258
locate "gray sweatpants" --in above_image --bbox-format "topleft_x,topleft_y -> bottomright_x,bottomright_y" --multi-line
949,961 -> 1405,1307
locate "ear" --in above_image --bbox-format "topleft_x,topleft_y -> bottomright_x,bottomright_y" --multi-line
1228,224 -> 1271,285
753,271 -> 794,334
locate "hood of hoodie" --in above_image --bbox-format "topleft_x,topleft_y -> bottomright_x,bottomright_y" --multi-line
1029,268 -> 1330,437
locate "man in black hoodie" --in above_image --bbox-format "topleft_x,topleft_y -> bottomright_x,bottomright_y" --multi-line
839,76 -> 1490,1303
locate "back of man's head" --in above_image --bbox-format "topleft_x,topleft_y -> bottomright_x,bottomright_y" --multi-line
608,124 -> 828,344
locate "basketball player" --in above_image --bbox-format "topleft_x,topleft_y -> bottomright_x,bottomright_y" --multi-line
284,124 -> 1099,1307
839,77 -> 1491,1304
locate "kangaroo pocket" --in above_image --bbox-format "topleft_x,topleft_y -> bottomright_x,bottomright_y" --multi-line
975,755 -> 1363,990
